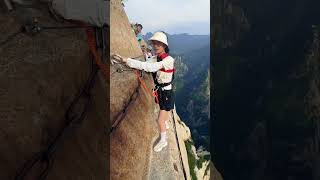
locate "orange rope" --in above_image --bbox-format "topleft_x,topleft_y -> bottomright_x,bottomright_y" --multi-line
85,28 -> 109,78
153,89 -> 159,104
134,70 -> 159,104
57,20 -> 108,79
84,24 -> 156,104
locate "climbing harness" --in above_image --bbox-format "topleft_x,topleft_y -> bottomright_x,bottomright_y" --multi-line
14,20 -> 108,180
109,53 -> 176,133
156,53 -> 176,73
152,86 -> 160,104
171,110 -> 188,180
151,54 -> 176,104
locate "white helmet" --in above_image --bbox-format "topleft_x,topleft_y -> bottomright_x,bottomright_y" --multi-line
148,31 -> 168,46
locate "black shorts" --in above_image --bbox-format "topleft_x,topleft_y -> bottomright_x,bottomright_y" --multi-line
157,88 -> 175,111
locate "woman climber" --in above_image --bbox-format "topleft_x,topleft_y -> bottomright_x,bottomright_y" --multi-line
113,31 -> 175,152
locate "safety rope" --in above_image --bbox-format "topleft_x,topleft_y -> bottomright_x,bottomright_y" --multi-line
85,27 -> 109,78
134,70 -> 158,104
110,54 -> 159,104
109,55 -> 159,134
108,73 -> 158,134
171,109 -> 188,180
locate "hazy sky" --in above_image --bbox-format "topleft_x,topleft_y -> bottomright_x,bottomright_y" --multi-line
123,0 -> 210,35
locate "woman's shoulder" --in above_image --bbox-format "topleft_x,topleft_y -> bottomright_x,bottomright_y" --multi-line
164,55 -> 175,61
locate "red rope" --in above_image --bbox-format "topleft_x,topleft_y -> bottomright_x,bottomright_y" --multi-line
85,28 -> 109,78
134,70 -> 159,104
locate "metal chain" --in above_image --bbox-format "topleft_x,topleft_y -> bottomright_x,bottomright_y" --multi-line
109,82 -> 141,134
110,54 -> 145,76
15,57 -> 99,180
109,54 -> 152,133
14,26 -> 105,180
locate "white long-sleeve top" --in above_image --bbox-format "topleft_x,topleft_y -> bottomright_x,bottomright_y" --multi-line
126,55 -> 175,90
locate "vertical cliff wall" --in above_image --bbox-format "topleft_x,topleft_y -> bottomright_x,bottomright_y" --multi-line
304,26 -> 320,180
109,0 -> 159,179
213,0 -> 320,179
0,3 -> 107,180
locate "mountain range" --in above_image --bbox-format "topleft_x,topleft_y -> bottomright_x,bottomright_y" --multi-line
144,32 -> 210,54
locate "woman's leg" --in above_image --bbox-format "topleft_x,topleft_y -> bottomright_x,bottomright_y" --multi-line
154,89 -> 173,152
158,110 -> 169,132
154,110 -> 169,152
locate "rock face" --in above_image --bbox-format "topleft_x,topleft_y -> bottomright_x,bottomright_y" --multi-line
109,0 -> 158,179
304,26 -> 320,180
0,3 -> 107,180
212,0 -> 250,49
213,0 -> 320,179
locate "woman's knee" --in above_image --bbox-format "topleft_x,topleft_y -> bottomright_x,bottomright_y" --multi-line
158,110 -> 168,120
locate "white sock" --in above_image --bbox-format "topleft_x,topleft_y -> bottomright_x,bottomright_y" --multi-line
160,132 -> 167,142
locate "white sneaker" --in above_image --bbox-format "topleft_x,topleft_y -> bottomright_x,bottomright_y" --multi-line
153,140 -> 168,152
165,120 -> 170,130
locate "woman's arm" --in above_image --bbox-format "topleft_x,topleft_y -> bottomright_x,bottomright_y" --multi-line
126,58 -> 163,72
